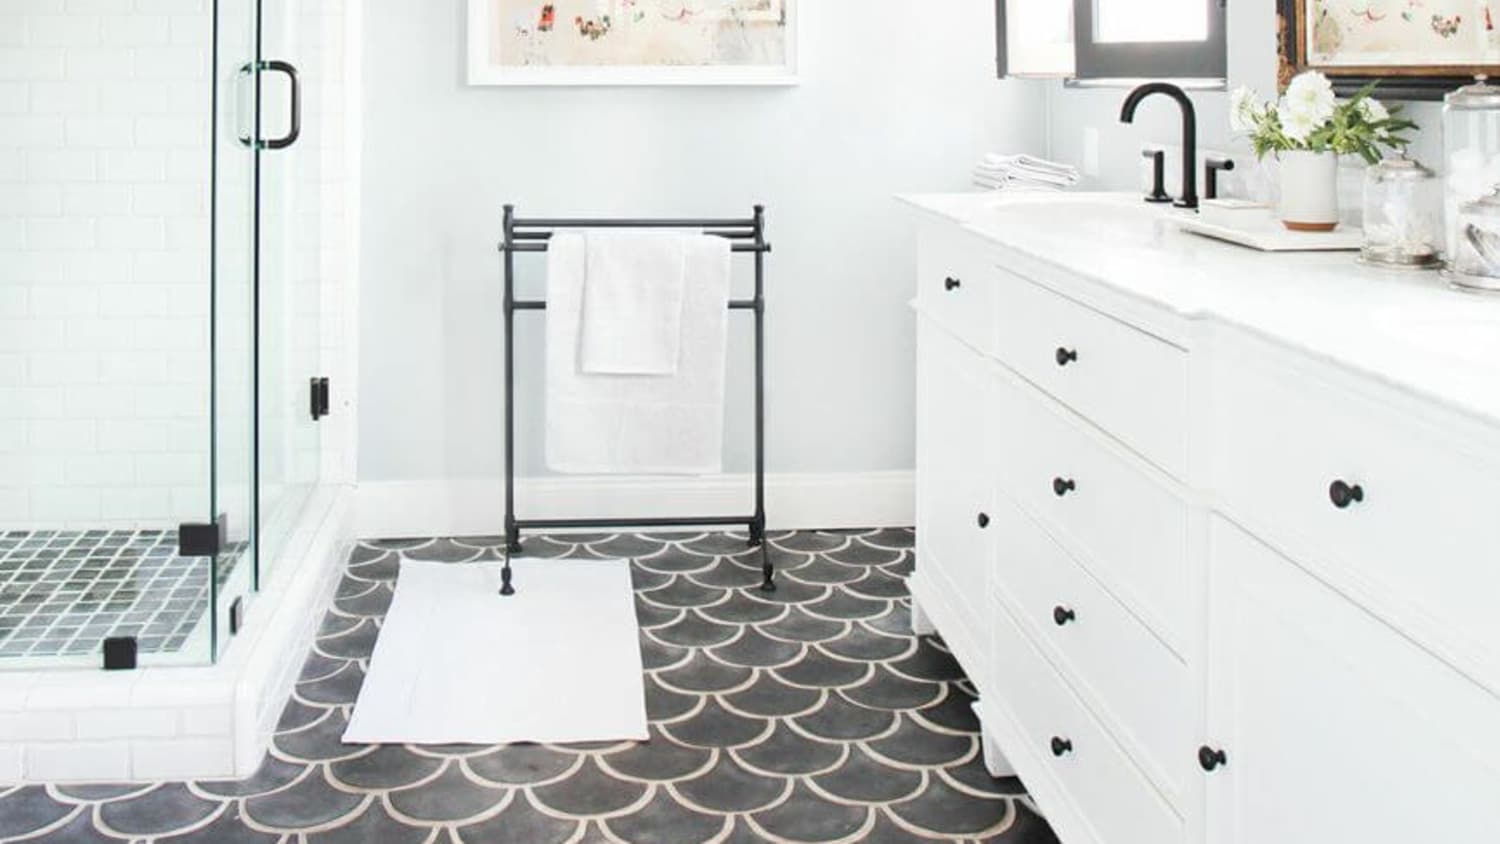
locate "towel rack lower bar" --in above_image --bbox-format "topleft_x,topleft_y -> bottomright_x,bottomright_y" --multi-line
502,242 -> 769,254
500,203 -> 775,598
511,299 -> 758,311
514,516 -> 757,531
512,217 -> 757,229
510,229 -> 758,241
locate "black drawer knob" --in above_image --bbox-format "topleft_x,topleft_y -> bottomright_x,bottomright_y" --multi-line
1328,480 -> 1364,509
1198,745 -> 1227,772
977,512 -> 990,529
1052,477 -> 1076,497
1055,347 -> 1078,367
1053,606 -> 1077,626
944,277 -> 961,291
1050,736 -> 1073,757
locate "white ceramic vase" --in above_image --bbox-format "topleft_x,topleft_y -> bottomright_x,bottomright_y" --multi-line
1278,150 -> 1340,232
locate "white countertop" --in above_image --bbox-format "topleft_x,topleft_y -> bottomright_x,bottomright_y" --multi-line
900,191 -> 1500,428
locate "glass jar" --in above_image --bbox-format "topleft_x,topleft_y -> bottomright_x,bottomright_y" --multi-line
1443,76 -> 1500,263
1446,187 -> 1500,293
1360,156 -> 1442,269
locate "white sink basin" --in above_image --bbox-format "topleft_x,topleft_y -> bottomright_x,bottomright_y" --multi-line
968,192 -> 1180,250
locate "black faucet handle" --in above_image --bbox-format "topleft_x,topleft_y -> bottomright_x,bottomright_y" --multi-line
1141,148 -> 1172,204
1205,157 -> 1236,201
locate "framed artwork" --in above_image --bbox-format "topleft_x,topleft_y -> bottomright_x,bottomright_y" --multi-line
1279,0 -> 1499,99
468,0 -> 799,86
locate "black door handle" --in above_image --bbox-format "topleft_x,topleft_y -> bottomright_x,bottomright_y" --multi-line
1198,745 -> 1227,772
1053,606 -> 1076,626
1052,477 -> 1076,497
944,277 -> 961,291
1055,347 -> 1078,367
260,60 -> 301,150
977,512 -> 990,529
1050,736 -> 1073,757
1328,480 -> 1364,509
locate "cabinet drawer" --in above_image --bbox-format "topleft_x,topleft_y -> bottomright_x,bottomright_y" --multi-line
916,319 -> 992,648
992,497 -> 1190,806
990,598 -> 1183,844
1211,353 -> 1500,689
991,264 -> 1188,479
916,225 -> 998,356
993,368 -> 1191,651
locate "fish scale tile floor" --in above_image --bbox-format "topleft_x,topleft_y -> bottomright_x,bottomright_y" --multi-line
0,529 -> 1061,843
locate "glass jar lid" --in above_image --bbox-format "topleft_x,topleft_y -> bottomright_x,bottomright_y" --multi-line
1446,75 -> 1500,110
1368,155 -> 1436,183
1461,185 -> 1500,218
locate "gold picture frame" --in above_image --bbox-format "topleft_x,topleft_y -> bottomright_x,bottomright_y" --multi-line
1279,0 -> 1498,98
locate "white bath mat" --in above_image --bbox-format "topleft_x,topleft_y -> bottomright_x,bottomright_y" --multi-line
343,558 -> 648,745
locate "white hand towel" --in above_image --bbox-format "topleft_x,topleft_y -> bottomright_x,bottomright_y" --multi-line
579,231 -> 689,375
545,232 -> 732,475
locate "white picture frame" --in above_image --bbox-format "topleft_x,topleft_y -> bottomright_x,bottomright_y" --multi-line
467,0 -> 800,87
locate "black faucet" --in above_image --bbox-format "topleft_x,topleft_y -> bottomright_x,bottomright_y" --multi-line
1120,82 -> 1198,210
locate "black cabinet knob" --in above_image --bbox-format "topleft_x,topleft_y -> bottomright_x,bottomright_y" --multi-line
1052,477 -> 1076,497
944,277 -> 961,291
1198,745 -> 1227,772
1053,606 -> 1077,626
977,512 -> 990,529
1050,736 -> 1073,757
1328,480 -> 1365,509
1055,347 -> 1079,367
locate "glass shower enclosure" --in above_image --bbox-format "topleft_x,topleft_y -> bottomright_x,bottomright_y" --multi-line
0,0 -> 325,670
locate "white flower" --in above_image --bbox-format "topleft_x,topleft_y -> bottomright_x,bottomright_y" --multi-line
1278,101 -> 1321,144
1283,71 -> 1337,125
1358,96 -> 1392,137
1359,96 -> 1390,123
1230,86 -> 1263,134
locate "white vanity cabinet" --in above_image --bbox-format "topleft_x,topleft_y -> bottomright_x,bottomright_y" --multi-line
908,201 -> 1500,844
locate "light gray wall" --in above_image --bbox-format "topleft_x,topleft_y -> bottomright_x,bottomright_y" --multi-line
1041,3 -> 1444,194
357,1 -> 1044,483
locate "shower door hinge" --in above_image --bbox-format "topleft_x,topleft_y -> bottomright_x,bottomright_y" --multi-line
310,376 -> 330,421
179,514 -> 227,558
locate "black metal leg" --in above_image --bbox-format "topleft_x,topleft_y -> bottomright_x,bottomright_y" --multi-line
501,204 -> 519,597
499,557 -> 515,596
759,541 -> 776,593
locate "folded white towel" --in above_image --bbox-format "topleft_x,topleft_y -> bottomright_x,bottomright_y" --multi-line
974,153 -> 1080,192
579,231 -> 689,375
545,233 -> 732,475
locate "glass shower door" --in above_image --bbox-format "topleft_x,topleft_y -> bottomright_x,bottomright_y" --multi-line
209,0 -> 260,660
257,0 -> 320,582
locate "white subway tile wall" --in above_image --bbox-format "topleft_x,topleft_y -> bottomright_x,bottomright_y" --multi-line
0,0 -> 213,531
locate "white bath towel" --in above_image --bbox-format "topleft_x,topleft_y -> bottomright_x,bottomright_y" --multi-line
545,232 -> 731,475
579,231 -> 689,375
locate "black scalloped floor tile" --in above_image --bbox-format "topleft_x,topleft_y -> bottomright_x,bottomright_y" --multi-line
22,530 -> 1056,844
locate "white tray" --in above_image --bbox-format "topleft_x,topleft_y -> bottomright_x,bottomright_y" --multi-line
1177,213 -> 1363,252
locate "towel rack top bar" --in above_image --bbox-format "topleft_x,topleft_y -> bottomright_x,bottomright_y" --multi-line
512,217 -> 758,229
502,242 -> 769,254
510,229 -> 758,241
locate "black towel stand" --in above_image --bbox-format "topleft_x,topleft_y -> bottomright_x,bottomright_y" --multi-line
498,204 -> 775,596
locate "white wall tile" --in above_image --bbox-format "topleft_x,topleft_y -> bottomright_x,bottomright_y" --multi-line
75,707 -> 178,740
26,741 -> 130,782
129,736 -> 233,780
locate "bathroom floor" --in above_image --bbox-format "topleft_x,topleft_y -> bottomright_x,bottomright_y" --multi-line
0,529 -> 1059,843
0,530 -> 242,662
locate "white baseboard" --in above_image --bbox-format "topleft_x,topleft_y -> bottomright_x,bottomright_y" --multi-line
354,471 -> 914,539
